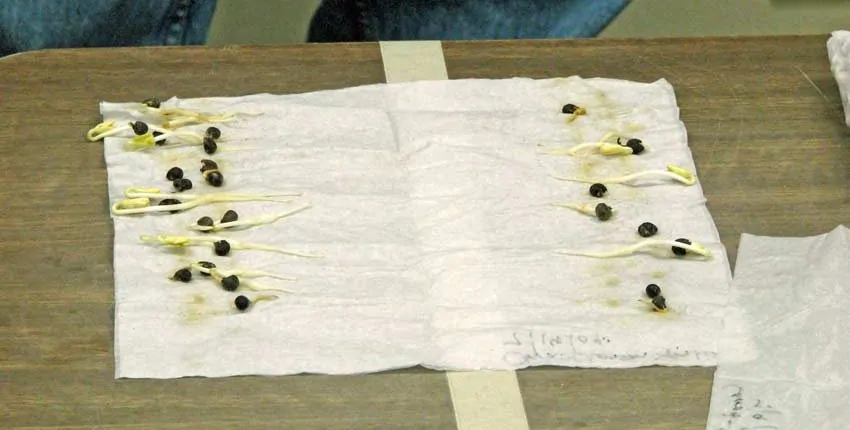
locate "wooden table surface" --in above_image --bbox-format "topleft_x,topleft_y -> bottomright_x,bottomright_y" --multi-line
1,35 -> 848,429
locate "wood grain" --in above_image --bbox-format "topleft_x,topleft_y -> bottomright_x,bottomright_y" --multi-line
1,36 -> 848,429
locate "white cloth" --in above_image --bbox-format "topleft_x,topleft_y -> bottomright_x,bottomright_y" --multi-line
706,226 -> 850,430
828,30 -> 850,127
100,77 -> 732,379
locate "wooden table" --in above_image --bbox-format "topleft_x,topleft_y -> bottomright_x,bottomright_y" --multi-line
2,35 -> 848,429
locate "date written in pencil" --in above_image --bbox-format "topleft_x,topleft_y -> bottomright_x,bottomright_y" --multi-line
501,329 -> 717,366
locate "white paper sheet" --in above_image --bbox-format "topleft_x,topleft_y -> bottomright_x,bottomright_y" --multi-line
706,225 -> 850,430
828,30 -> 850,127
99,77 -> 733,378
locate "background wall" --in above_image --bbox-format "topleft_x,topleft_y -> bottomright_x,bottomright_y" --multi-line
205,0 -> 850,45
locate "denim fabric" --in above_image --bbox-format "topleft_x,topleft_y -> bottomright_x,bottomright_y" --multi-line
308,0 -> 630,42
0,0 -> 217,57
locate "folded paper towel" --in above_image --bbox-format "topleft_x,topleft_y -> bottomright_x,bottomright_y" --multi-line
99,77 -> 733,378
828,30 -> 850,126
706,225 -> 850,430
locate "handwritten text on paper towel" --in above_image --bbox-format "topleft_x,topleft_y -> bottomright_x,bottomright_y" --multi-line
502,330 -> 718,366
712,384 -> 786,430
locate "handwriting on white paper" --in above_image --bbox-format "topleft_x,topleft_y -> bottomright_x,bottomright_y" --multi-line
501,329 -> 717,366
712,384 -> 785,430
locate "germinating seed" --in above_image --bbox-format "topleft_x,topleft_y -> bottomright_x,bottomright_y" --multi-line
200,159 -> 218,173
197,216 -> 214,227
234,295 -> 250,311
220,210 -> 238,223
153,131 -> 166,145
652,295 -> 667,311
197,261 -> 216,275
130,121 -> 149,135
172,268 -> 192,283
205,127 -> 221,139
672,238 -> 692,256
203,136 -> 218,155
589,183 -> 607,198
214,239 -> 231,256
595,203 -> 613,221
173,178 -> 193,192
561,104 -> 579,114
221,275 -> 240,291
166,167 -> 184,181
142,97 -> 161,108
205,171 -> 224,187
637,222 -> 658,238
624,138 -> 645,155
645,283 -> 661,299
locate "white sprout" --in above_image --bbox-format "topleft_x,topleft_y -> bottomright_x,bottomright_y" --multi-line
553,164 -> 696,186
135,104 -> 263,129
124,130 -> 207,150
189,205 -> 312,233
191,263 -> 298,282
198,266 -> 296,294
238,293 -> 280,308
554,238 -> 713,259
86,120 -> 169,141
550,202 -> 614,220
111,188 -> 301,216
139,234 -> 322,259
539,133 -> 635,157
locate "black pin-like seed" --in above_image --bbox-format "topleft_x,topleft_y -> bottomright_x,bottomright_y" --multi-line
130,121 -> 149,135
220,210 -> 238,223
205,171 -> 224,187
203,136 -> 218,155
561,103 -> 579,114
173,178 -> 193,192
672,238 -> 692,256
234,295 -> 250,311
197,261 -> 216,276
158,198 -> 182,214
637,222 -> 658,238
221,275 -> 240,292
652,295 -> 667,311
213,240 -> 231,256
645,283 -> 662,299
172,268 -> 192,283
153,131 -> 166,145
166,167 -> 183,181
595,203 -> 613,221
625,138 -> 645,155
205,127 -> 221,139
197,216 -> 214,228
589,183 -> 607,198
142,97 -> 161,108
200,159 -> 219,173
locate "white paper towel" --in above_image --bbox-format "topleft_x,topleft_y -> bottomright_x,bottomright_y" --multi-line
706,225 -> 850,430
100,77 -> 733,378
828,30 -> 850,127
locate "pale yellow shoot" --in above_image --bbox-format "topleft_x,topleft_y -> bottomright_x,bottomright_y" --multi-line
113,197 -> 150,210
666,164 -> 696,184
599,142 -> 633,156
86,120 -> 116,141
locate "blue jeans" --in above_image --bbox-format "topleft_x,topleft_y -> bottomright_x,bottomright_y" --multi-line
0,0 -> 217,57
0,0 -> 629,57
308,0 -> 630,41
